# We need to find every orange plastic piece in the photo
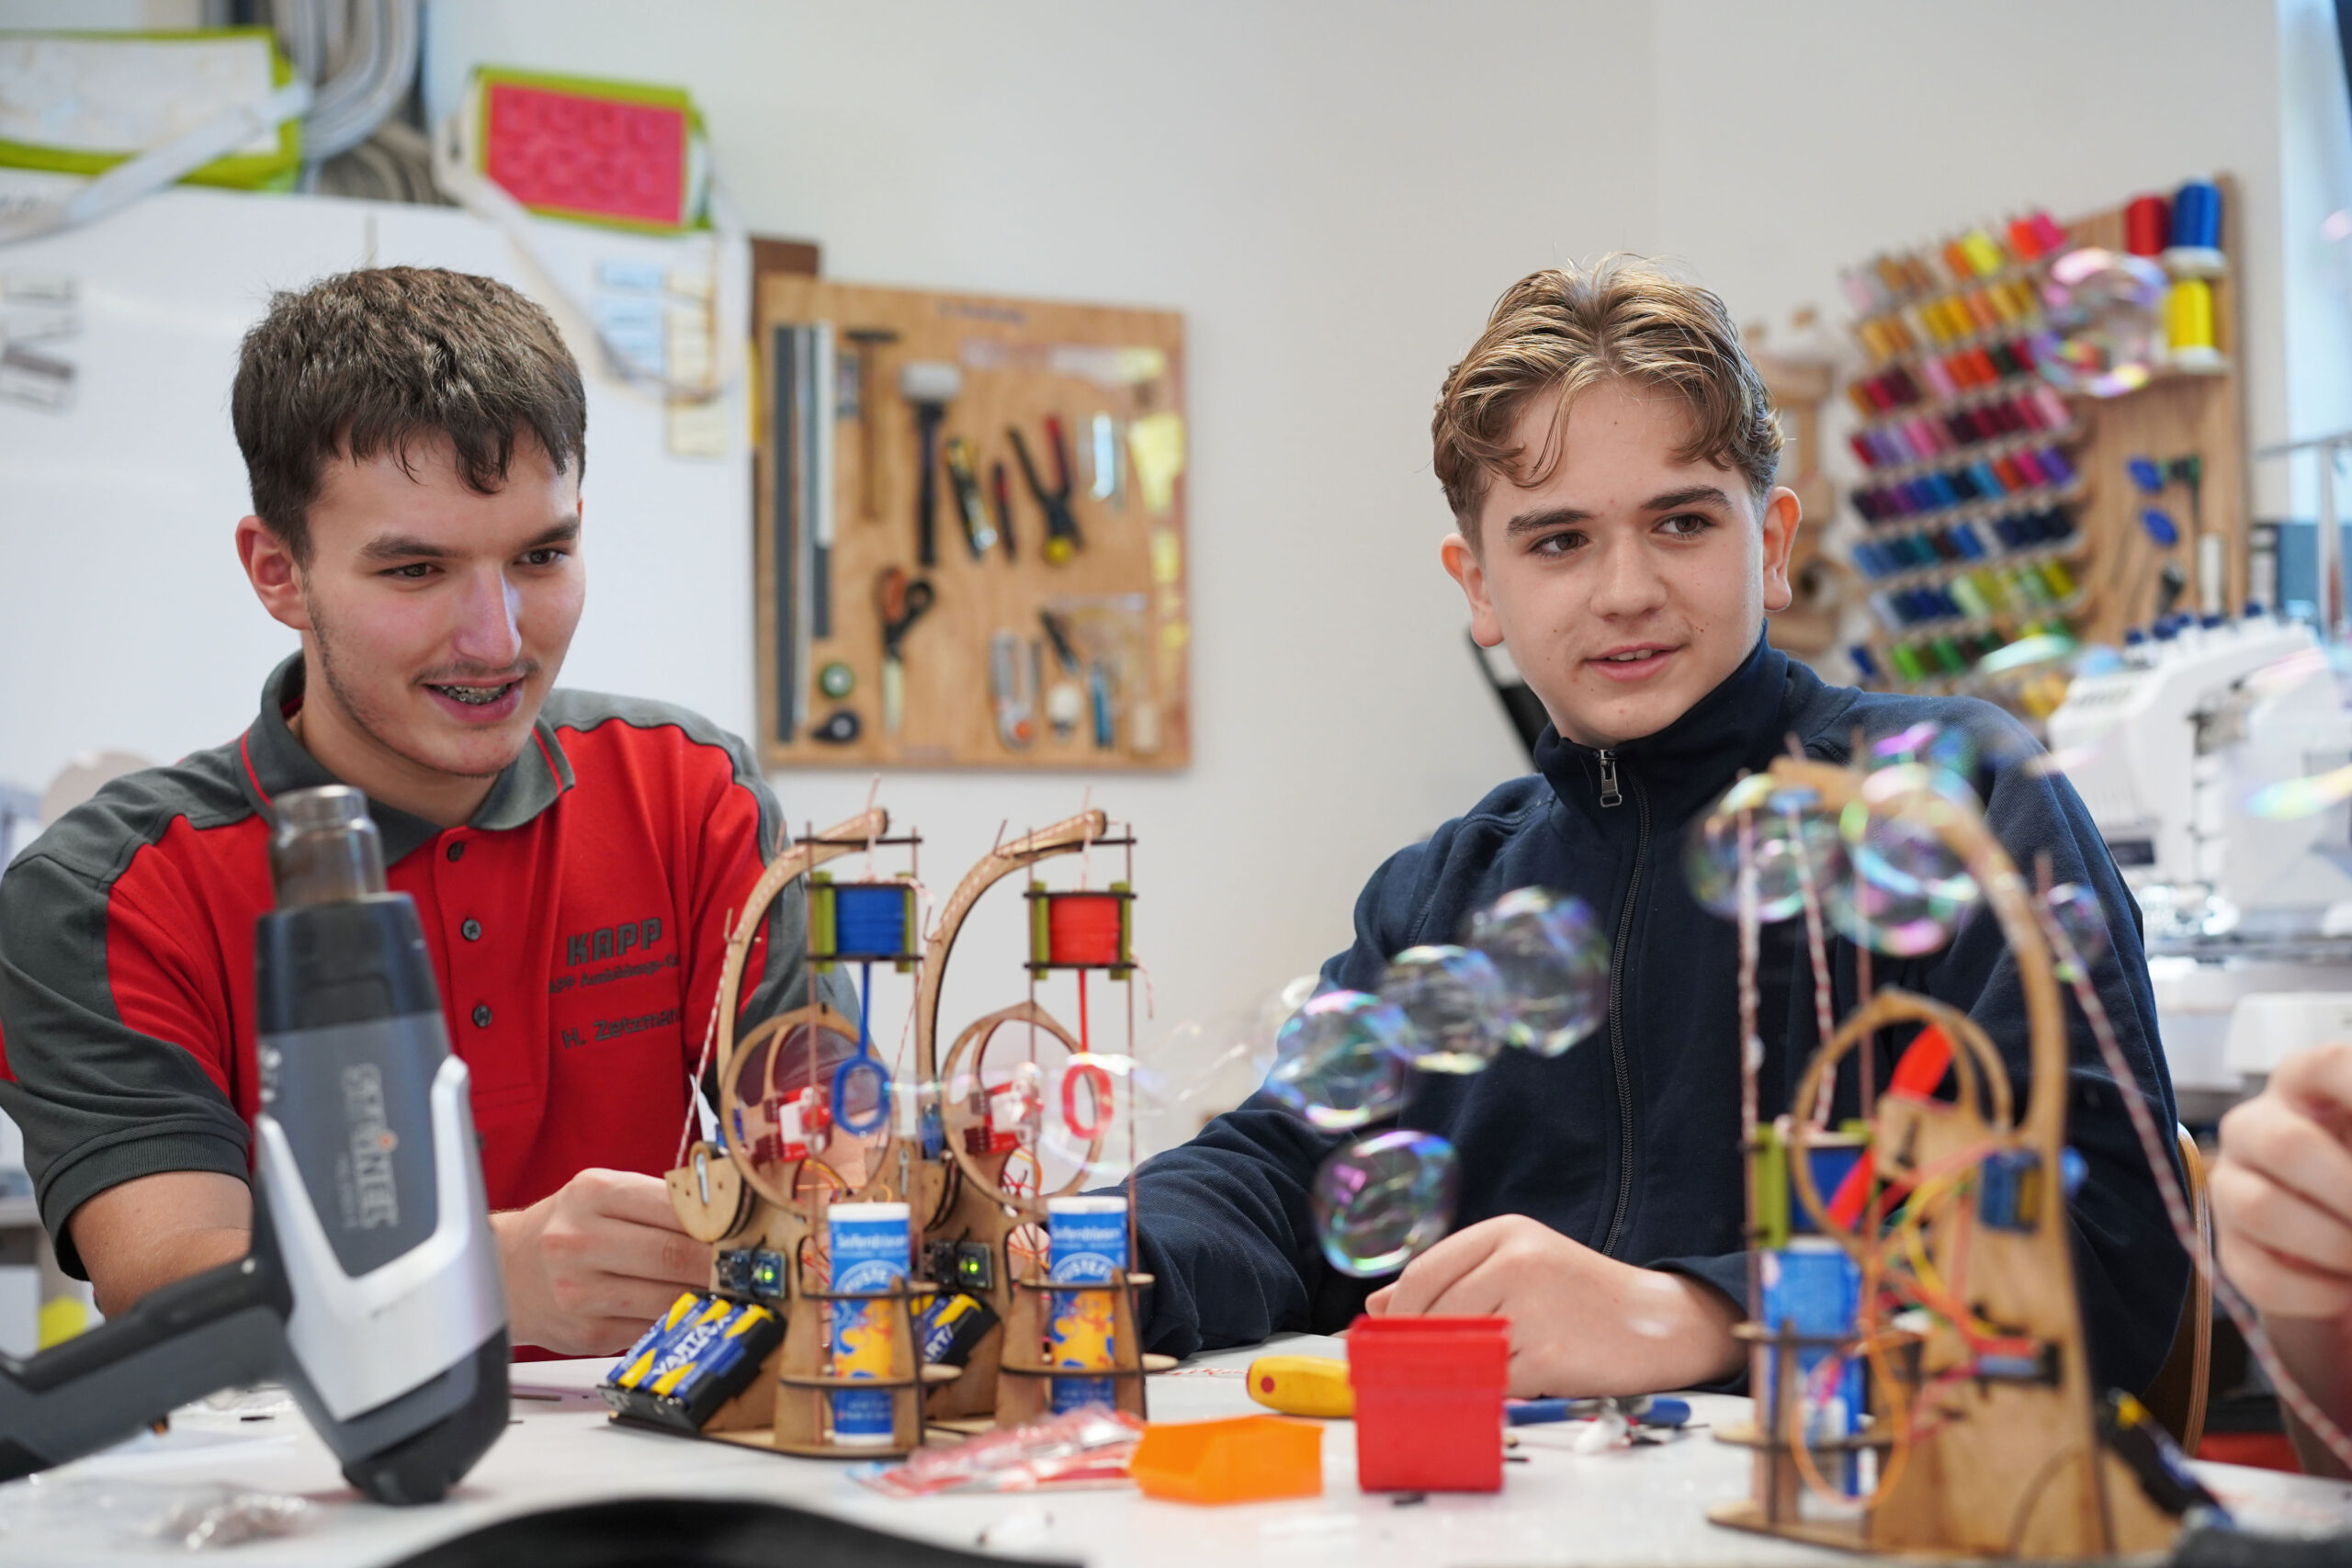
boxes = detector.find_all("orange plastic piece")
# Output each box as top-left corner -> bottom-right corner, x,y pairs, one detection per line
1130,1416 -> 1324,1505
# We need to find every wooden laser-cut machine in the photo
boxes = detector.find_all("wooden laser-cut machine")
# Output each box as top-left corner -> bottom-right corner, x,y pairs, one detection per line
1706,758 -> 2181,1559
658,805 -> 1163,1457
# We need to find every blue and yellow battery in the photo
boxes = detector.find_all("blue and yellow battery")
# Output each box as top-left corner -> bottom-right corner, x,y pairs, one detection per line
914,1291 -> 999,1369
598,1292 -> 784,1434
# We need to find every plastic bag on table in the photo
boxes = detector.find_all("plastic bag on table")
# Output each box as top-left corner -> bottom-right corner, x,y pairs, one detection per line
0,1476 -> 314,1550
854,1406 -> 1145,1498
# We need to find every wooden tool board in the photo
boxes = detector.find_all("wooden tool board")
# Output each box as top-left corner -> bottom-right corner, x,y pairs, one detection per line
753,276 -> 1190,770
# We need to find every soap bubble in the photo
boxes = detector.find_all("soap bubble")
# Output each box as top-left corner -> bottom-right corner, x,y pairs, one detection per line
1265,991 -> 1413,1131
1140,975 -> 1318,1150
2041,883 -> 2113,977
1832,770 -> 1982,955
1685,774 -> 1850,923
1974,633 -> 2077,679
2033,248 -> 2165,399
1311,1129 -> 1460,1277
1464,888 -> 1611,1056
1868,722 -> 1979,803
1038,1053 -> 1159,1184
1377,946 -> 1507,1073
2245,761 -> 2352,821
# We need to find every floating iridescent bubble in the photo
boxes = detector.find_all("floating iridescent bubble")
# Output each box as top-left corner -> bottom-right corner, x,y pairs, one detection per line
2245,761 -> 2352,822
1685,774 -> 1850,923
1265,991 -> 1413,1131
1869,723 -> 1979,803
1831,768 -> 1982,956
2032,248 -> 2165,399
1464,888 -> 1611,1057
2245,649 -> 2332,700
1044,1053 -> 1161,1175
1974,632 -> 2077,679
1378,945 -> 1507,1073
2042,882 -> 2113,977
1311,1128 -> 1460,1277
1870,722 -> 1942,767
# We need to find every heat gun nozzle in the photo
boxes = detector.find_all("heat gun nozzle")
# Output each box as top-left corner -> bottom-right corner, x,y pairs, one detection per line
271,784 -> 387,908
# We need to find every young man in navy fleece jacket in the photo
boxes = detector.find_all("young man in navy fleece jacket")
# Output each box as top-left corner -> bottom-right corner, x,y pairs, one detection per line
1130,258 -> 2187,1400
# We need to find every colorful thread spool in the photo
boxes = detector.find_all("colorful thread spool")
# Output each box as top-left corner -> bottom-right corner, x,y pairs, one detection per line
1026,885 -> 1135,976
2170,180 -> 2222,251
2124,194 -> 2169,258
810,877 -> 920,967
2166,277 -> 2221,367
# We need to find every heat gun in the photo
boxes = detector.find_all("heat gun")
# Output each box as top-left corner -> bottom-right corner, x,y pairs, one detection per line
0,784 -> 509,1504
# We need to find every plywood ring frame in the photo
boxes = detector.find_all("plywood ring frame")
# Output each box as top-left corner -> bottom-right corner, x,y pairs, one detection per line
937,1000 -> 1103,1222
718,1002 -> 897,1215
707,807 -> 897,1210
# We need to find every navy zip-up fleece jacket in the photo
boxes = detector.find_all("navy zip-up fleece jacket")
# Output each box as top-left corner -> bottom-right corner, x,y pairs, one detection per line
1132,638 -> 2188,1397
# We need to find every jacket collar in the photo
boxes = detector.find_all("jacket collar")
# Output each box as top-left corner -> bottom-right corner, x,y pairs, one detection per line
236,653 -> 574,864
1532,635 -> 1816,826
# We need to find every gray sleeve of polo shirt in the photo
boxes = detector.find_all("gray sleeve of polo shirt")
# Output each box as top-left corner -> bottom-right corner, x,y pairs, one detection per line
0,850 -> 252,1280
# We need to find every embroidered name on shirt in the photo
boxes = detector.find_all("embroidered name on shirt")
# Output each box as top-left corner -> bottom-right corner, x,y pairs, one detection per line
562,1007 -> 683,1047
565,917 -> 663,967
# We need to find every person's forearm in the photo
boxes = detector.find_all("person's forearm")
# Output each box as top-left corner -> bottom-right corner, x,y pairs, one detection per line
91,1225 -> 251,1319
2267,1314 -> 2352,1480
1626,1270 -> 1746,1392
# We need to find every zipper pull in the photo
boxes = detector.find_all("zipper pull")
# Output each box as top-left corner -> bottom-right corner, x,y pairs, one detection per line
1597,749 -> 1623,808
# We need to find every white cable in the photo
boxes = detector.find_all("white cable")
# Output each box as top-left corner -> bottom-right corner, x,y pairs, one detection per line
0,81 -> 314,247
275,0 -> 420,167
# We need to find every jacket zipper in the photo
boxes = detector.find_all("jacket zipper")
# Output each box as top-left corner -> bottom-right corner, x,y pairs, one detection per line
1598,762 -> 1647,1257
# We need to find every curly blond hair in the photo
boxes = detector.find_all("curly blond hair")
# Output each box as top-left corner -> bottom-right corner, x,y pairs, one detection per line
1433,257 -> 1781,542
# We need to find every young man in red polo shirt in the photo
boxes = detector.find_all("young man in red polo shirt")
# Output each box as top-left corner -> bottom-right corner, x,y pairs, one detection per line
0,267 -> 846,1356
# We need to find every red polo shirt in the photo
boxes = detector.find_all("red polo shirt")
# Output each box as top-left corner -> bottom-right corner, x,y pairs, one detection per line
0,656 -> 844,1281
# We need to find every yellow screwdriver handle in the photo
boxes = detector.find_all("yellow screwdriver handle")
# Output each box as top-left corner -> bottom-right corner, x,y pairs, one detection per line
1244,1354 -> 1355,1418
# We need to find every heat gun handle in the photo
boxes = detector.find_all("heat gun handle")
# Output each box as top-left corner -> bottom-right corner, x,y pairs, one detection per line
0,1246 -> 288,1481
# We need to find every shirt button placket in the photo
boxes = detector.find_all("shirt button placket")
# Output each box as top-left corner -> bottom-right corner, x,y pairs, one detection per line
439,831 -> 489,1043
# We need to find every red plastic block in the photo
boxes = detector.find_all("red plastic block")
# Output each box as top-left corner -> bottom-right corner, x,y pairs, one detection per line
1346,1314 -> 1510,1493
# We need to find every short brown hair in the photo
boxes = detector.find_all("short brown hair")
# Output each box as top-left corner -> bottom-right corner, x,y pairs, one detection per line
1432,257 -> 1780,540
232,266 -> 586,563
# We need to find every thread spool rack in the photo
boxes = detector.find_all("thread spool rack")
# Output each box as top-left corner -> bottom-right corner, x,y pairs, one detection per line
1835,177 -> 2249,700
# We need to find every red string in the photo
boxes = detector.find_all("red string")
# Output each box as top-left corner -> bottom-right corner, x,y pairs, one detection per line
1046,893 -> 1125,965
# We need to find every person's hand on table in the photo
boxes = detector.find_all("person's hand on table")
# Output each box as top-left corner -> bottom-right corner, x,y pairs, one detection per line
492,1168 -> 713,1356
1363,1214 -> 1742,1398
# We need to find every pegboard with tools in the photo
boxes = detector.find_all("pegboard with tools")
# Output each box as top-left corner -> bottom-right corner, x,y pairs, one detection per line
754,276 -> 1190,770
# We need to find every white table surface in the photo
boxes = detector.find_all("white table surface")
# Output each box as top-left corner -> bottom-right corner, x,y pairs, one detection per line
6,1335 -> 2352,1565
